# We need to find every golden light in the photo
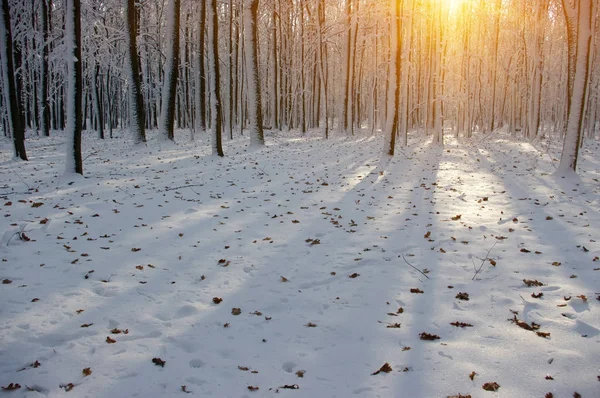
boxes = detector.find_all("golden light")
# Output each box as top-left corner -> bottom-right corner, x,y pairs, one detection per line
442,0 -> 470,12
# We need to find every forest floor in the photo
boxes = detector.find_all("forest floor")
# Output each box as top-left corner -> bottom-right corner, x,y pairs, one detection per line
0,128 -> 599,398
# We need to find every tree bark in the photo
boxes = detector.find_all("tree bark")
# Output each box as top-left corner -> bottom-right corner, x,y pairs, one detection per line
0,0 -> 27,160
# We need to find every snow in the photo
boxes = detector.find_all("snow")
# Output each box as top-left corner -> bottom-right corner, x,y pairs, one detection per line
0,128 -> 599,397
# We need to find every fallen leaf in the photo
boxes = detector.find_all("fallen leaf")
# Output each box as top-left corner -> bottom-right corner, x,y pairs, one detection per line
82,368 -> 92,376
545,375 -> 554,380
482,382 -> 500,391
387,323 -> 401,328
577,295 -> 587,302
411,288 -> 424,294
2,279 -> 12,284
280,276 -> 289,282
106,336 -> 116,344
213,297 -> 223,304
450,321 -> 473,328
531,292 -> 544,299
371,362 -> 392,375
536,331 -> 551,338
523,279 -> 544,287
349,273 -> 360,278
31,202 -> 44,208
231,308 -> 241,315
238,366 -> 250,371
80,323 -> 93,328
451,215 -> 462,221
61,383 -> 75,392
131,248 -> 141,252
296,370 -> 305,378
280,384 -> 300,389
424,231 -> 431,239
469,371 -> 477,380
1,383 -> 21,390
420,332 -> 440,341
545,393 -> 554,398
152,357 -> 166,367
520,248 -> 531,253
305,322 -> 317,327
456,292 -> 469,301
111,328 -> 128,334
247,386 -> 259,391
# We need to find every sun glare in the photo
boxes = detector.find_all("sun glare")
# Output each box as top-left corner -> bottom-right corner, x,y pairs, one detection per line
443,0 -> 469,12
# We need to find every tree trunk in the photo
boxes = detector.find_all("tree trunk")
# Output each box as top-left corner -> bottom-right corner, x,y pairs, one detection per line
65,0 -> 82,174
0,0 -> 27,160
125,0 -> 146,143
208,0 -> 224,156
558,0 -> 593,173
160,0 -> 180,141
244,0 -> 265,146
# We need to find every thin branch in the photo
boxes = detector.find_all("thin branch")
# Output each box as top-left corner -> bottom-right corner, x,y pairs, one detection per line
472,240 -> 498,280
401,254 -> 429,279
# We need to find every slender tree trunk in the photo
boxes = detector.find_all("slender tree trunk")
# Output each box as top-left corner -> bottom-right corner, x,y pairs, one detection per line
244,0 -> 265,146
160,0 -> 180,141
208,0 -> 224,156
558,0 -> 593,173
0,0 -> 27,160
195,0 -> 207,134
65,0 -> 82,174
125,0 -> 146,143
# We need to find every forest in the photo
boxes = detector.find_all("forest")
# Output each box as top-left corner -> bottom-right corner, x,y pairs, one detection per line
0,1 -> 599,397
0,0 -> 598,172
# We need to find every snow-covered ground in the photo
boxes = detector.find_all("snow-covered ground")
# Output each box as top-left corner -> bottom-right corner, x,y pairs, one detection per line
1,129 -> 599,398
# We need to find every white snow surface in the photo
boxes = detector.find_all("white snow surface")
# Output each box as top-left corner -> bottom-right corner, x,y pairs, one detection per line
0,129 -> 599,397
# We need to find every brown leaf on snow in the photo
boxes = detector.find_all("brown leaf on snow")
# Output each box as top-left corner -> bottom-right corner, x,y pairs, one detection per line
60,383 -> 75,392
238,366 -> 250,371
531,292 -> 544,299
448,394 -> 472,398
482,382 -> 500,391
523,279 -> 544,287
489,259 -> 497,266
131,248 -> 141,252
455,292 -> 469,301
411,288 -> 424,294
545,393 -> 554,398
231,308 -> 241,315
371,362 -> 392,375
451,215 -> 462,221
536,332 -> 551,338
218,259 -> 230,267
213,297 -> 223,304
2,278 -> 12,284
577,295 -> 588,302
349,273 -> 360,278
305,322 -> 317,327
280,276 -> 289,282
450,321 -> 473,328
545,375 -> 554,380
111,328 -> 129,334
573,393 -> 582,398
106,336 -> 116,344
31,202 -> 44,208
402,346 -> 411,351
152,357 -> 166,367
1,383 -> 21,391
387,323 -> 401,328
469,371 -> 477,380
420,332 -> 441,341
295,370 -> 305,378
82,368 -> 92,376
424,231 -> 431,239
247,386 -> 259,391
80,323 -> 93,328
135,265 -> 144,270
520,248 -> 530,253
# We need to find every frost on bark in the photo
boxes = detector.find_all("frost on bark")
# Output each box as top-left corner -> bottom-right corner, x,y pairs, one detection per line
558,0 -> 593,174
208,0 -> 224,156
65,0 -> 82,174
0,0 -> 27,160
125,0 -> 146,144
244,0 -> 265,146
160,0 -> 180,141
195,0 -> 206,134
